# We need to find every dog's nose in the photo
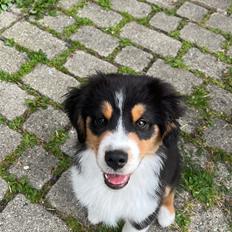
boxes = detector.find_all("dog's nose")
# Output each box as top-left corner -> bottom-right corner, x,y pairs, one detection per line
105,150 -> 128,170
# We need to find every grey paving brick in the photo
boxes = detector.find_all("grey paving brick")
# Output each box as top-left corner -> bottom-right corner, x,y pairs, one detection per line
23,64 -> 79,103
150,12 -> 181,33
180,23 -> 225,52
228,46 -> 232,57
46,169 -> 88,224
147,59 -> 203,95
0,81 -> 34,120
206,13 -> 232,34
189,203 -> 230,232
115,46 -> 153,72
192,0 -> 231,11
111,0 -> 151,18
121,22 -> 181,57
215,163 -> 231,191
78,3 -> 122,28
64,51 -> 117,77
0,194 -> 70,232
177,2 -> 208,22
203,119 -> 232,153
9,146 -> 58,189
0,125 -> 22,162
23,106 -> 69,141
58,0 -> 81,9
179,107 -> 200,134
0,178 -> 8,201
60,128 -> 77,157
0,41 -> 27,73
3,21 -> 66,59
0,11 -> 19,30
206,84 -> 232,115
145,0 -> 177,9
37,12 -> 75,33
183,48 -> 229,80
71,26 -> 119,57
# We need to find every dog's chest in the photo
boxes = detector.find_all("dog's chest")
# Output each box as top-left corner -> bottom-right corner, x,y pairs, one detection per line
71,150 -> 163,226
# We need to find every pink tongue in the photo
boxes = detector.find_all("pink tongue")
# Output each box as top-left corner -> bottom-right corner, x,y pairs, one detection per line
105,174 -> 129,185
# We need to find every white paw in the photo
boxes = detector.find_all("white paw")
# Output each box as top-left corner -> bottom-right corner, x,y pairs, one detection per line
157,206 -> 175,228
88,212 -> 101,225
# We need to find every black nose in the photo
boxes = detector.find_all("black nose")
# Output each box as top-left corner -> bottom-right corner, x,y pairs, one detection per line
105,150 -> 128,170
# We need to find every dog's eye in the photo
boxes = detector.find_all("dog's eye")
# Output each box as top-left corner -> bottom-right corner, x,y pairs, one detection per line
136,119 -> 149,129
94,118 -> 107,128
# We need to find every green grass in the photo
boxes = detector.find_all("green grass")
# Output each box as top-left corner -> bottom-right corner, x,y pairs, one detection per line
96,0 -> 111,9
175,210 -> 191,232
117,66 -> 138,75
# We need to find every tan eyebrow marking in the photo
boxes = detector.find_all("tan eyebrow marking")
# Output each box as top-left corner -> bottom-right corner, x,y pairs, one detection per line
102,101 -> 113,120
131,104 -> 146,123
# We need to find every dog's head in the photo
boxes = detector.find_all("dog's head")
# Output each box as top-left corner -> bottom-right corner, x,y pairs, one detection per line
64,73 -> 184,189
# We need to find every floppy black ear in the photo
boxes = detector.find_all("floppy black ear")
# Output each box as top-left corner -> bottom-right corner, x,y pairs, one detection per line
63,87 -> 88,143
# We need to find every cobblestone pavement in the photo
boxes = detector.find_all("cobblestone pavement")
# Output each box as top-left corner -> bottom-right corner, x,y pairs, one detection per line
0,1 -> 231,232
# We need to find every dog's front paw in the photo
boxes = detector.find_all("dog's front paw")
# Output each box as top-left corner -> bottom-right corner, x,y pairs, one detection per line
88,211 -> 101,225
157,206 -> 175,228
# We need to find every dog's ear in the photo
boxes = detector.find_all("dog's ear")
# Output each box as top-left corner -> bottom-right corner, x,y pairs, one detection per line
148,79 -> 185,145
63,86 -> 88,143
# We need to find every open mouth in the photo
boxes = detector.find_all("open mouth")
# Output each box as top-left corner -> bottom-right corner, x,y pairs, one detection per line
104,173 -> 130,189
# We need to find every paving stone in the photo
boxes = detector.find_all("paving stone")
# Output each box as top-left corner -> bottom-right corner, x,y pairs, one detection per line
183,48 -> 229,80
207,13 -> 232,34
60,128 -> 78,157
228,46 -> 232,57
37,12 -> 75,33
0,125 -> 22,162
189,203 -> 230,232
179,107 -> 201,134
23,64 -> 79,103
0,194 -> 70,232
177,2 -> 208,22
145,0 -> 177,9
192,0 -> 231,11
9,146 -> 58,190
175,189 -> 192,209
0,11 -> 19,30
3,21 -> 66,59
58,0 -> 81,9
46,169 -> 88,224
150,12 -> 181,33
180,142 -> 209,169
23,106 -> 69,141
64,51 -> 117,77
111,0 -> 151,18
0,81 -> 34,120
203,119 -> 232,153
115,46 -> 153,72
180,23 -> 225,52
215,163 -> 231,191
121,22 -> 181,57
0,178 -> 8,201
147,59 -> 203,95
78,3 -> 122,28
206,84 -> 232,115
71,26 -> 119,57
0,41 -> 27,73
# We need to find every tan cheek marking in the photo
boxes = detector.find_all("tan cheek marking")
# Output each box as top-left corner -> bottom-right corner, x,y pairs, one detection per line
102,101 -> 113,120
86,117 -> 111,152
128,125 -> 162,157
131,104 -> 146,123
162,187 -> 175,214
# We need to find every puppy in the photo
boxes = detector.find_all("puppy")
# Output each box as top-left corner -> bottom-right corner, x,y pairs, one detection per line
64,73 -> 184,232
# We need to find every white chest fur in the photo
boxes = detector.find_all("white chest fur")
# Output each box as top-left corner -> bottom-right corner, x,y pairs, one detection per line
71,149 -> 164,226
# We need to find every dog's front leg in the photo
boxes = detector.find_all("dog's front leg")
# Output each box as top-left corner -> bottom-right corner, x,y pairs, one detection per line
122,221 -> 149,232
87,209 -> 102,225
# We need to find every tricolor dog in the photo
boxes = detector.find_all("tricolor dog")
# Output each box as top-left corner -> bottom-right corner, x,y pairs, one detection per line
64,73 -> 184,232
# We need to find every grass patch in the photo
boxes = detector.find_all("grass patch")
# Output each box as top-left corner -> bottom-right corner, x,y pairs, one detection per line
165,57 -> 187,69
8,116 -> 25,130
182,164 -> 218,206
175,210 -> 191,232
96,0 -> 111,9
117,66 -> 138,75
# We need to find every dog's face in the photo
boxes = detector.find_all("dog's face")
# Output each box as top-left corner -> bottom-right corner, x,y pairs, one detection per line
64,74 -> 184,189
